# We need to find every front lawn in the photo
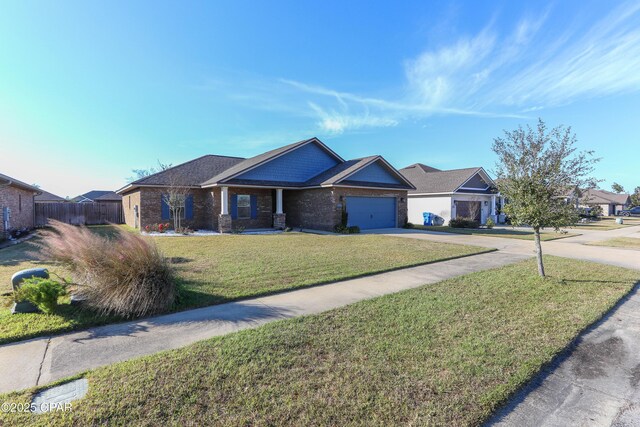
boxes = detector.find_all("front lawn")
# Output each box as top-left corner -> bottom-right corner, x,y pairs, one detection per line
586,237 -> 640,250
413,225 -> 577,241
0,230 -> 489,344
571,217 -> 640,231
2,256 -> 637,426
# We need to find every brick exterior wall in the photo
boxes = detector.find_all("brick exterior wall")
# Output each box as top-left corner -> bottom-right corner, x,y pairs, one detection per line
122,187 -> 274,231
284,187 -> 408,231
123,185 -> 407,232
0,185 -> 36,237
228,188 -> 274,229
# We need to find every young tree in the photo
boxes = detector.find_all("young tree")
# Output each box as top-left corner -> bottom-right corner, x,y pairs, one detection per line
492,119 -> 599,277
162,171 -> 190,231
611,182 -> 625,193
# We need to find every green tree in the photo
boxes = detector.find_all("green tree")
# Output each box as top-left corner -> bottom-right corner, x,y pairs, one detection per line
492,119 -> 599,277
631,186 -> 640,207
611,182 -> 625,193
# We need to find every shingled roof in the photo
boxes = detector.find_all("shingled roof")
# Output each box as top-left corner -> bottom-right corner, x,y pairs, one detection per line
35,190 -> 65,202
582,189 -> 631,205
400,165 -> 494,194
117,138 -> 412,192
73,190 -> 122,202
0,172 -> 40,193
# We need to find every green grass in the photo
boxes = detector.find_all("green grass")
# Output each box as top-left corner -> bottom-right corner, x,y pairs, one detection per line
1,256 -> 637,426
586,237 -> 640,250
0,229 -> 489,344
412,225 -> 577,241
570,217 -> 640,231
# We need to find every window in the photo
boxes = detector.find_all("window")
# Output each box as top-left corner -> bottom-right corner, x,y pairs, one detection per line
237,195 -> 251,219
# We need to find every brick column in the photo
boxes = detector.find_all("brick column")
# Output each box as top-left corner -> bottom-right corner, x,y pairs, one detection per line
218,214 -> 232,233
273,213 -> 286,230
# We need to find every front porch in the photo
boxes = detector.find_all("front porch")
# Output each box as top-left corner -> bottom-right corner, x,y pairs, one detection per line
216,186 -> 287,233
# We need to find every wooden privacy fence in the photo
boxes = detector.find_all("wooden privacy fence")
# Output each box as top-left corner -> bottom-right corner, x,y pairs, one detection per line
35,202 -> 124,226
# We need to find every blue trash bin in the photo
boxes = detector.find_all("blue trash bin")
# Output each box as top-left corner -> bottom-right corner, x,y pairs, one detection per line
423,212 -> 433,226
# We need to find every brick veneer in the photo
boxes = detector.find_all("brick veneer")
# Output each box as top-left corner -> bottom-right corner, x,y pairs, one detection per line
284,187 -> 408,231
0,185 -> 36,236
122,187 -> 274,231
122,185 -> 407,232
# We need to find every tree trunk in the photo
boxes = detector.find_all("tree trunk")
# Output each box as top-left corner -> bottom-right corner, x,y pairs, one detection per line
533,227 -> 545,277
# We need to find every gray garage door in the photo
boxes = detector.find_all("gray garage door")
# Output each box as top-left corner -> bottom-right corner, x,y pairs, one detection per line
346,197 -> 396,229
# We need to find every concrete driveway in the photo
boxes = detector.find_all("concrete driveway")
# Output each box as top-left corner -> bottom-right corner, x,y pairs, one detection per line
367,224 -> 640,427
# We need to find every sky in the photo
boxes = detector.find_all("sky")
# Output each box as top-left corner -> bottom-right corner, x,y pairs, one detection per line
0,1 -> 639,198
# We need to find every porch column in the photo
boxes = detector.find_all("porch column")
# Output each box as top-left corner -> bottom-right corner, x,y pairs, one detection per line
491,195 -> 497,222
276,188 -> 283,214
273,188 -> 286,230
218,186 -> 232,233
221,187 -> 229,215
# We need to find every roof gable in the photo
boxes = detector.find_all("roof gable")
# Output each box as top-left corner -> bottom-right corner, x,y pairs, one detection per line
458,172 -> 490,190
343,159 -> 404,185
232,140 -> 340,184
401,166 -> 495,194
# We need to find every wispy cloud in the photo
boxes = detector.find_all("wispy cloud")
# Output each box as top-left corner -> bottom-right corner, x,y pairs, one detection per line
218,2 -> 640,134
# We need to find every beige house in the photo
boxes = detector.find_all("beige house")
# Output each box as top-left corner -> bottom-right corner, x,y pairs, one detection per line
580,189 -> 631,216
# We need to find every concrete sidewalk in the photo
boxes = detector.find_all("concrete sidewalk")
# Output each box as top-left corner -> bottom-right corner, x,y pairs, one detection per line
0,250 -> 529,394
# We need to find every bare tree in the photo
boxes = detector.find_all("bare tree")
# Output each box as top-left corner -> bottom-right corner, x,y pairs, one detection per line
162,170 -> 191,231
127,160 -> 173,183
492,119 -> 599,277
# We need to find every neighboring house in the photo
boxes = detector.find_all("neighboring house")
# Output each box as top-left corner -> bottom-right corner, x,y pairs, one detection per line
579,189 -> 631,216
399,164 -> 499,226
117,137 -> 414,232
72,190 -> 122,203
0,172 -> 40,237
34,190 -> 66,203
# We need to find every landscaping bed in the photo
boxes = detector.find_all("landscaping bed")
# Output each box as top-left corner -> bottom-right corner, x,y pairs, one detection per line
412,225 -> 577,241
1,256 -> 637,426
0,229 -> 489,344
570,217 -> 640,231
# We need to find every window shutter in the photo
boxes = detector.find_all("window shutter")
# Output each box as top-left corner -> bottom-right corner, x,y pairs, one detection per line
250,195 -> 258,219
230,194 -> 238,220
185,195 -> 194,220
161,195 -> 170,220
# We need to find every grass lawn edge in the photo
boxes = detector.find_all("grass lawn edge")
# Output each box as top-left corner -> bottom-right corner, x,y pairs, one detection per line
0,247 -> 495,346
484,279 -> 640,424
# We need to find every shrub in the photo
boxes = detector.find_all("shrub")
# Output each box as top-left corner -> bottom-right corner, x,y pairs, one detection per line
36,221 -> 176,318
14,277 -> 67,314
485,217 -> 495,229
449,217 -> 480,229
334,225 -> 361,234
404,222 -> 415,229
232,226 -> 245,234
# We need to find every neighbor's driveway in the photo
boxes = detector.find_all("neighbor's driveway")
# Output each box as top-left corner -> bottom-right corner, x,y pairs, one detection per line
364,225 -> 640,270
0,250 -> 527,394
367,225 -> 640,427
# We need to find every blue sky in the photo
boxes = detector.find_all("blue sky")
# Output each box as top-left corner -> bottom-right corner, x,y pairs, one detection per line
0,1 -> 639,197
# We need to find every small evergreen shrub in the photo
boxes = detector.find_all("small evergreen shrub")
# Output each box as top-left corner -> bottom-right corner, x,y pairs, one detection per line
449,218 -> 480,229
485,217 -> 495,229
334,225 -> 361,234
14,277 -> 67,314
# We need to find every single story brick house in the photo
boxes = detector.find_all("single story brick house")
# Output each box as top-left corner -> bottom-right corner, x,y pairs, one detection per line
0,172 -> 40,238
117,138 -> 414,232
399,164 -> 500,226
34,190 -> 66,203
